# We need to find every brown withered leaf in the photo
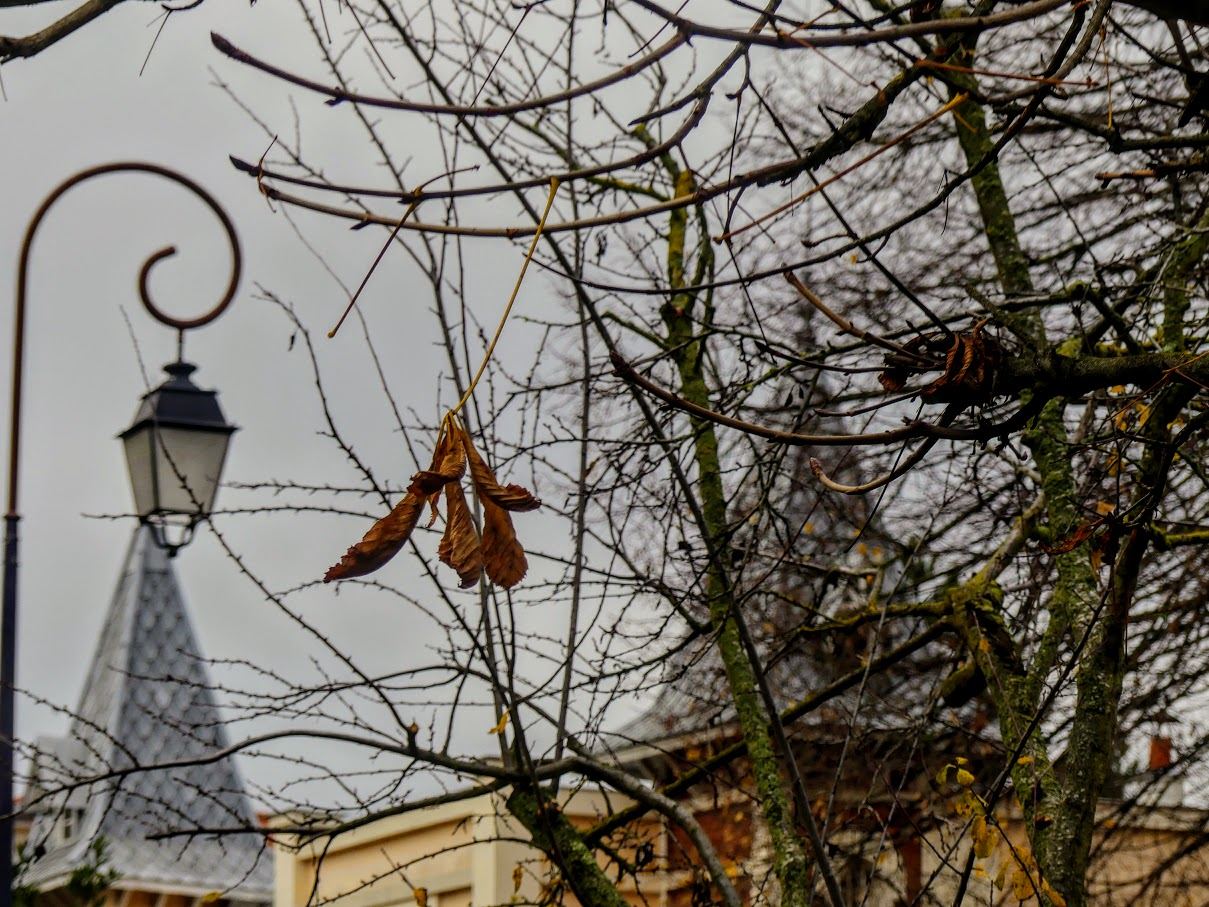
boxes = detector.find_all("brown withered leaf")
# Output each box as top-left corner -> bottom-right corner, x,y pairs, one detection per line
415,427 -> 467,527
438,481 -> 482,588
877,322 -> 1002,405
877,335 -> 933,393
460,431 -> 538,587
323,487 -> 426,582
1040,520 -> 1100,556
481,495 -> 528,588
324,427 -> 465,582
909,0 -> 941,21
462,437 -> 541,512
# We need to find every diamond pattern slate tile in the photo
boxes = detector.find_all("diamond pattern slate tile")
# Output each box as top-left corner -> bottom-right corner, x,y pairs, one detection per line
21,528 -> 271,903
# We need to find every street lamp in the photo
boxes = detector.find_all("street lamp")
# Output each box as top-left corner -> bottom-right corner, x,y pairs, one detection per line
119,361 -> 237,555
2,163 -> 242,905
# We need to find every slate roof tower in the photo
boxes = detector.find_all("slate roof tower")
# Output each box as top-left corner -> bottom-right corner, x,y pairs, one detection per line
19,527 -> 271,903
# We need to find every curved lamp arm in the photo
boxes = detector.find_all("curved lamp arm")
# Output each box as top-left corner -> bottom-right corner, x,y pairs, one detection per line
8,161 -> 242,517
1,162 -> 241,906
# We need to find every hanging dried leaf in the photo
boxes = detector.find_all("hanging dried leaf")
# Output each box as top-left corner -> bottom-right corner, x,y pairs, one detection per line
461,431 -> 539,588
416,425 -> 468,526
878,335 -> 933,393
438,481 -> 482,588
323,488 -> 427,582
324,429 -> 464,582
481,495 -> 528,589
325,418 -> 539,588
463,435 -> 541,512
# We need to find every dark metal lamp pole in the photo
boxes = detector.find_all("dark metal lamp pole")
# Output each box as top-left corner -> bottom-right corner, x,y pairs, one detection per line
2,162 -> 242,905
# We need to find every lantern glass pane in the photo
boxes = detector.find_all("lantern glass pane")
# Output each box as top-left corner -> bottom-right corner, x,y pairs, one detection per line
122,424 -> 231,518
121,426 -> 158,518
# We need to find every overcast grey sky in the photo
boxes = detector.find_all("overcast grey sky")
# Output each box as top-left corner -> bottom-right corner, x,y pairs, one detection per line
0,0 -> 574,802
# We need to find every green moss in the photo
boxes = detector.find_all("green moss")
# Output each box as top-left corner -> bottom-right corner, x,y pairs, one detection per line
507,787 -> 631,907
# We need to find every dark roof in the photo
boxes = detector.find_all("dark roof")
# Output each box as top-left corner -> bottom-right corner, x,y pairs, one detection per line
20,528 -> 271,902
595,619 -> 984,760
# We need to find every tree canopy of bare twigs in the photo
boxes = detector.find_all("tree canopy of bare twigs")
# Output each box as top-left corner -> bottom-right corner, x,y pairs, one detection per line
25,2 -> 1209,907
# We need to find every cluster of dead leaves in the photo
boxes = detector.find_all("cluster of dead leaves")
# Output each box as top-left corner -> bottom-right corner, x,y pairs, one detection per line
1040,502 -> 1121,573
879,320 -> 1003,405
324,416 -> 540,588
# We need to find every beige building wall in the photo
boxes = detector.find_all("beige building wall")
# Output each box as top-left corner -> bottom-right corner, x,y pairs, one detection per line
272,789 -> 675,907
273,789 -> 1209,907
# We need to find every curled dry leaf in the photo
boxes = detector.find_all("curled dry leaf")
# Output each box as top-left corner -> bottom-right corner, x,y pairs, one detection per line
878,321 -> 1002,404
438,481 -> 482,588
416,426 -> 467,526
462,432 -> 538,588
464,437 -> 541,512
323,488 -> 427,582
481,496 -> 528,589
1040,520 -> 1100,555
324,427 -> 464,583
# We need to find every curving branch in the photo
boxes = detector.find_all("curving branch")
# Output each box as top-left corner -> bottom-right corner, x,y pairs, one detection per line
0,0 -> 124,62
211,31 -> 687,117
624,0 -> 1072,49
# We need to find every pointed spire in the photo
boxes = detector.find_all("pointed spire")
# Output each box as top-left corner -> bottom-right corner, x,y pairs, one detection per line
20,528 -> 270,901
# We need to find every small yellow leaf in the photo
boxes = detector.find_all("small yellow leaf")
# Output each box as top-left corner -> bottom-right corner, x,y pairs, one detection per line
1041,879 -> 1068,907
972,815 -> 995,859
995,860 -> 1011,891
956,757 -> 969,766
954,792 -> 976,817
804,521 -> 815,535
1016,755 -> 1033,766
489,710 -> 510,735
935,765 -> 951,785
956,768 -> 976,787
413,888 -> 428,907
202,894 -> 223,905
512,865 -> 524,895
1012,868 -> 1034,900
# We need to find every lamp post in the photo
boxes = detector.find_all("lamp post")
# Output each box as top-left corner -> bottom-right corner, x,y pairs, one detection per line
2,163 -> 242,904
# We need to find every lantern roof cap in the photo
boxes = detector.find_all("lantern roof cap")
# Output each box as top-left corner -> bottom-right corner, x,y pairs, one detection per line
120,361 -> 237,436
